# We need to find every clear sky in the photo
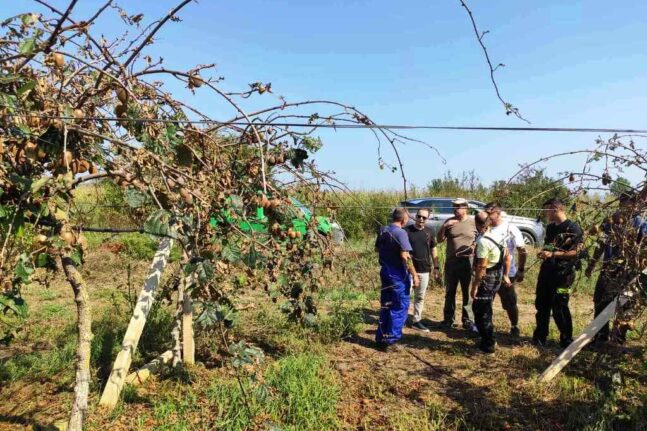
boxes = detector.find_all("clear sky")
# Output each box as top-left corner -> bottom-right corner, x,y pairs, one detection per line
6,1 -> 647,190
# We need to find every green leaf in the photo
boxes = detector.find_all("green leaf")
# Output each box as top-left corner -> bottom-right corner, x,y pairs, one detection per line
0,206 -> 7,219
17,80 -> 36,97
234,274 -> 247,287
242,247 -> 264,268
35,252 -> 55,269
124,187 -> 150,208
0,294 -> 28,318
14,260 -> 34,283
20,13 -> 37,26
185,260 -> 214,284
69,247 -> 84,266
221,244 -> 240,262
195,301 -> 237,329
30,176 -> 49,194
144,210 -> 172,238
19,38 -> 36,55
14,211 -> 25,238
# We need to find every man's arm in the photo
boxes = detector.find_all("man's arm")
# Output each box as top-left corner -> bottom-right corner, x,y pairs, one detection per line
437,223 -> 447,243
515,246 -> 527,281
539,246 -> 580,260
401,251 -> 419,287
585,242 -> 604,278
539,224 -> 584,260
437,218 -> 457,243
502,248 -> 512,286
471,257 -> 488,299
431,246 -> 440,280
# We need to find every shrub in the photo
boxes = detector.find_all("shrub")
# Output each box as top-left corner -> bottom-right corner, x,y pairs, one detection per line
118,233 -> 158,260
317,303 -> 364,344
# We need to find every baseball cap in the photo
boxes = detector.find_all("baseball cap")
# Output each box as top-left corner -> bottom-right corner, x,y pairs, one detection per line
452,198 -> 469,207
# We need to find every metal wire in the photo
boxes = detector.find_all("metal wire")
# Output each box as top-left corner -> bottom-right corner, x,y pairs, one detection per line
3,111 -> 647,134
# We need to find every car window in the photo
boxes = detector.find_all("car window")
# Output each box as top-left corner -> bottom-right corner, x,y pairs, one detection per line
426,199 -> 453,214
401,200 -> 422,208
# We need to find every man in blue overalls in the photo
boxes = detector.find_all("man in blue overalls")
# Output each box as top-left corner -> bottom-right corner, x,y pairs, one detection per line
375,207 -> 419,351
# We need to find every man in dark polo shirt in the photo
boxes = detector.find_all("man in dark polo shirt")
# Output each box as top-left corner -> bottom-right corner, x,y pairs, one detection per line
405,208 -> 440,332
437,198 -> 477,331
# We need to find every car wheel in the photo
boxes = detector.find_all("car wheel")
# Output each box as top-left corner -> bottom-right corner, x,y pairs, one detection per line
520,230 -> 536,247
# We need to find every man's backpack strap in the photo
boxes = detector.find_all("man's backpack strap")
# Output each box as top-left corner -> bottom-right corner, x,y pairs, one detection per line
481,235 -> 505,270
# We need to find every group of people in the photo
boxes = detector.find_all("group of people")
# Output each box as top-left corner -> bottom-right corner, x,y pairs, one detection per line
374,194 -> 646,354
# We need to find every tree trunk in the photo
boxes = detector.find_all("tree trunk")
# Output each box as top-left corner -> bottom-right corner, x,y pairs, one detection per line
61,255 -> 93,431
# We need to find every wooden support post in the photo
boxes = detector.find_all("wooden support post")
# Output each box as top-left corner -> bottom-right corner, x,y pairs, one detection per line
125,350 -> 173,386
99,236 -> 174,409
538,267 -> 645,383
171,283 -> 182,368
538,296 -> 628,383
182,274 -> 195,365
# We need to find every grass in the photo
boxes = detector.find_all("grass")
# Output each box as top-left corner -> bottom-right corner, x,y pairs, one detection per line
391,401 -> 470,431
1,224 -> 645,431
87,353 -> 340,431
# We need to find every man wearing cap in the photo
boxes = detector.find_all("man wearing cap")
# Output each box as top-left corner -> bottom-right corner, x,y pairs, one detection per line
375,207 -> 420,350
437,198 -> 477,330
484,202 -> 528,337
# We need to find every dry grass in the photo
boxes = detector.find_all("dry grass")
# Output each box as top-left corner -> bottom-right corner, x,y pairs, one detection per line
0,239 -> 645,431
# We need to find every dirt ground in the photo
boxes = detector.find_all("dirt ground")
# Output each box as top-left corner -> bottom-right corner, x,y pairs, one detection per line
0,247 -> 645,430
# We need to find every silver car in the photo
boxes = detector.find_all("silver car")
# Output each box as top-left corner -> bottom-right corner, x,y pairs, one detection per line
400,197 -> 545,246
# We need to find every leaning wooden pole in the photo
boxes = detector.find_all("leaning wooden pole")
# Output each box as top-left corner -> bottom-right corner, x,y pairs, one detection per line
99,235 -> 174,409
538,267 -> 645,383
125,350 -> 173,386
181,274 -> 195,365
538,295 -> 629,383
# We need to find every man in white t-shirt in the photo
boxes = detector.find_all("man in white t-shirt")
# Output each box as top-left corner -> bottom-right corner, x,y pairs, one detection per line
484,202 -> 528,337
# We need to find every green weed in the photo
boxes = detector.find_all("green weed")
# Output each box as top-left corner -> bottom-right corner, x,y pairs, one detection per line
391,401 -> 468,431
316,303 -> 364,344
265,353 -> 340,430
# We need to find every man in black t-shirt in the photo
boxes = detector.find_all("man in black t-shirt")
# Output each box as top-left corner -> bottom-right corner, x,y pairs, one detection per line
405,208 -> 440,332
533,198 -> 584,348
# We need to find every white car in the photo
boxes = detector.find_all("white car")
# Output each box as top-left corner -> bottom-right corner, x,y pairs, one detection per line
400,197 -> 545,246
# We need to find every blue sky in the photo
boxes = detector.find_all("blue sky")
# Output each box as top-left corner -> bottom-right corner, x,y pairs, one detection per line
7,1 -> 647,190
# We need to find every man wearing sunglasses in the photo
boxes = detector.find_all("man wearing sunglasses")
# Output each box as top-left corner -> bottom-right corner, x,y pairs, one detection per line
405,208 -> 441,332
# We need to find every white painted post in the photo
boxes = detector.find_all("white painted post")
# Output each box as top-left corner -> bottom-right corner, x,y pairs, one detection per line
538,296 -> 628,383
182,274 -> 195,365
99,235 -> 174,409
539,267 -> 645,383
124,350 -> 173,386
